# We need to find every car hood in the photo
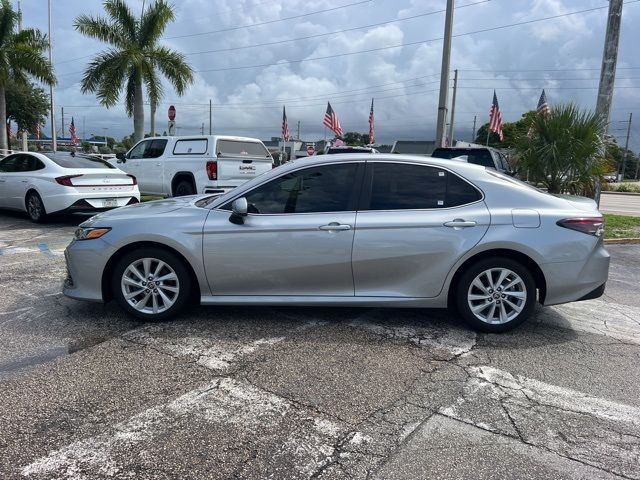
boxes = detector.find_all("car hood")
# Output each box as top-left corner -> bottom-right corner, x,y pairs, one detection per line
81,196 -> 203,226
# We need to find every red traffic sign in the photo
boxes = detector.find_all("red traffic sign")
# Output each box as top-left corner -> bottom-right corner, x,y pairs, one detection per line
168,105 -> 176,121
306,144 -> 315,156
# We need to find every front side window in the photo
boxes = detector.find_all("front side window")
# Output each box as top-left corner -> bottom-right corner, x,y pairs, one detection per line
144,139 -> 168,159
128,140 -> 151,159
236,163 -> 359,214
0,154 -> 20,172
364,163 -> 480,210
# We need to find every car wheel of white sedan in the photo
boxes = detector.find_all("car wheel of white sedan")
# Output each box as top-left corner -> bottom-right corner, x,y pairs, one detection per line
112,248 -> 191,321
456,258 -> 536,333
26,192 -> 47,223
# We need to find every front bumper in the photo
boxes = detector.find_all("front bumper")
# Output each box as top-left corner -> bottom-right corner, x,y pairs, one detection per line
63,239 -> 112,303
540,242 -> 610,306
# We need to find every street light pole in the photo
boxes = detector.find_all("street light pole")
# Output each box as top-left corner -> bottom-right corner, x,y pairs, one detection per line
48,0 -> 57,152
435,0 -> 454,148
620,112 -> 632,181
447,69 -> 458,146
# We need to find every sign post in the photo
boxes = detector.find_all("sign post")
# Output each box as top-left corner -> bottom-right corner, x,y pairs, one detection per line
168,105 -> 176,135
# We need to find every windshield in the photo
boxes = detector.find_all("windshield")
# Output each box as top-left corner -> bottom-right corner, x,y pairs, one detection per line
44,153 -> 115,169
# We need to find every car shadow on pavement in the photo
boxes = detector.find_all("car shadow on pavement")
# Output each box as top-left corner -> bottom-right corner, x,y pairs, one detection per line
0,209 -> 92,227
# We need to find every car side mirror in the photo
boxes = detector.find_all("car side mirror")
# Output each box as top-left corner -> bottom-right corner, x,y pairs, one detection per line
116,152 -> 126,162
229,197 -> 248,225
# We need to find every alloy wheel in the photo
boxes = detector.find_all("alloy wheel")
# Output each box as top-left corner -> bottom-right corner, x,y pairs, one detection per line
120,257 -> 180,315
467,268 -> 527,324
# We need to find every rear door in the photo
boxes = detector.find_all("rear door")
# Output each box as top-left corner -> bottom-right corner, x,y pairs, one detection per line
214,139 -> 273,187
352,161 -> 490,298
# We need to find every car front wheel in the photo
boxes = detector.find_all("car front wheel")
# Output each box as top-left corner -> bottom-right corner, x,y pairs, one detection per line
456,258 -> 536,333
112,248 -> 192,321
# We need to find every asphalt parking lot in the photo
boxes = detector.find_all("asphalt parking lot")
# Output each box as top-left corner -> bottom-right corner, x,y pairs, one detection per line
1,211 -> 639,480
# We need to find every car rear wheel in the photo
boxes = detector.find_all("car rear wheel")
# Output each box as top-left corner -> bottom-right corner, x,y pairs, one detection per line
112,248 -> 192,321
455,258 -> 536,333
174,180 -> 195,197
26,192 -> 47,223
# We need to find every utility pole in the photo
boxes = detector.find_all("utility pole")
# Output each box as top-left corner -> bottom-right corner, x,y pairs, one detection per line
209,100 -> 212,135
297,120 -> 300,140
61,107 -> 65,140
435,0 -> 454,148
596,0 -> 623,129
620,112 -> 632,181
48,0 -> 56,152
82,116 -> 85,142
17,1 -> 28,151
447,69 -> 458,147
471,115 -> 477,142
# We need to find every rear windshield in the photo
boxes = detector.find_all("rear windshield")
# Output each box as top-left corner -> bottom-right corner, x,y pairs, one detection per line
216,140 -> 270,158
44,153 -> 115,169
326,147 -> 373,154
432,148 -> 495,168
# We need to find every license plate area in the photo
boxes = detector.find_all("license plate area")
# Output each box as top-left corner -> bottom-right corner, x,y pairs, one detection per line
103,199 -> 118,208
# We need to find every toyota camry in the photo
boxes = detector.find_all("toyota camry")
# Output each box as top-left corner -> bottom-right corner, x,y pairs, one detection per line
63,154 -> 609,332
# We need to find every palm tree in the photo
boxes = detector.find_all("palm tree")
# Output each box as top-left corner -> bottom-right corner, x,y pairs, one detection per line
0,0 -> 55,151
515,103 -> 610,196
75,0 -> 194,142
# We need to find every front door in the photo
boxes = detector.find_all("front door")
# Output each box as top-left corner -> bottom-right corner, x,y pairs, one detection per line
202,162 -> 363,296
137,139 -> 168,195
352,161 -> 490,298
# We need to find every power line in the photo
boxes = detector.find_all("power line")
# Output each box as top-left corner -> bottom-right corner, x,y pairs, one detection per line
192,1 -> 640,73
165,0 -> 372,39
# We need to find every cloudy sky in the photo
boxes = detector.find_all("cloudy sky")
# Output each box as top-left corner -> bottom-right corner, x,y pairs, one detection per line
20,0 -> 640,149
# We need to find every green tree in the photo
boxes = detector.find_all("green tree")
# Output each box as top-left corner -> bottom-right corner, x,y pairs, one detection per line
75,0 -> 194,143
5,80 -> 49,135
514,103 -> 609,196
0,0 -> 56,150
343,132 -> 369,145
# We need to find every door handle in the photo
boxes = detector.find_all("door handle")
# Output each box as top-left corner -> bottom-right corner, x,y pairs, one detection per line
21,179 -> 28,183
155,162 -> 161,166
319,222 -> 351,231
444,219 -> 477,228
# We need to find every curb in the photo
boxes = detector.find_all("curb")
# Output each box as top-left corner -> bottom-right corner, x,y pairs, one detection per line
601,191 -> 640,196
604,237 -> 640,245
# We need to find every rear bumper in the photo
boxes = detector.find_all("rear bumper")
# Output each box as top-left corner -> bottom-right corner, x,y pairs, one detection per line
56,197 -> 139,214
540,242 -> 610,306
45,190 -> 141,214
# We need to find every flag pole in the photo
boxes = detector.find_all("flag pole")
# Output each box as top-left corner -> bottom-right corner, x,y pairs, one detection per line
485,124 -> 490,146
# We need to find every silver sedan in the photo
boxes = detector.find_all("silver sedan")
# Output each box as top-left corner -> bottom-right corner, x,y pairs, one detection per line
63,154 -> 610,332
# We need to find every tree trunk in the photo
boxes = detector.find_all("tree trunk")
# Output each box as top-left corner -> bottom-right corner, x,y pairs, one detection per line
133,80 -> 144,142
0,87 -> 7,153
150,102 -> 156,137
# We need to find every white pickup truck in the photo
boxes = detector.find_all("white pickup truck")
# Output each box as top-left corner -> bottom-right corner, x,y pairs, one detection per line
114,135 -> 274,197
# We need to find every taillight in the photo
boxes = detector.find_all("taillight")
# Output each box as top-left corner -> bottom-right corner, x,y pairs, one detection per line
557,217 -> 604,237
55,175 -> 82,187
206,161 -> 218,180
127,174 -> 138,185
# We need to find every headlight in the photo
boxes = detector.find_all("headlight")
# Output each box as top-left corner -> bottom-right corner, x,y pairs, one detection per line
74,227 -> 111,241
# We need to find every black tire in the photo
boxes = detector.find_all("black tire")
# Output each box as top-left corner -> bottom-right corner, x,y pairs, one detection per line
455,257 -> 536,333
112,247 -> 192,322
173,179 -> 195,197
26,191 -> 47,223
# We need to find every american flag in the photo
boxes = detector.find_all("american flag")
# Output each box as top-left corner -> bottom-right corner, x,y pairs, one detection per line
536,89 -> 550,117
368,98 -> 375,144
281,106 -> 290,141
69,117 -> 80,145
489,90 -> 504,141
323,102 -> 343,137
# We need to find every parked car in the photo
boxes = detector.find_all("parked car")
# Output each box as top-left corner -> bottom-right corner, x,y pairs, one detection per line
64,154 -> 609,333
0,151 -> 139,222
326,146 -> 379,154
114,135 -> 273,197
431,147 -> 514,175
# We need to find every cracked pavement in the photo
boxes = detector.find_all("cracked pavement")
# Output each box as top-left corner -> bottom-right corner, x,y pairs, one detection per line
1,212 -> 639,479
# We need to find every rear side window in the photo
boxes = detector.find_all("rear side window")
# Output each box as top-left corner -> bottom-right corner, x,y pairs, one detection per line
364,163 -> 480,210
44,153 -> 115,169
217,140 -> 269,158
173,139 -> 207,155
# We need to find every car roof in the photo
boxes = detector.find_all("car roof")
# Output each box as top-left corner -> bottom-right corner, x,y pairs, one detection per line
297,153 -> 485,171
144,135 -> 266,143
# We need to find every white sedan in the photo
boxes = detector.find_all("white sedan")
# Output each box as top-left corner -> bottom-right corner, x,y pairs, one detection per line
0,151 -> 140,222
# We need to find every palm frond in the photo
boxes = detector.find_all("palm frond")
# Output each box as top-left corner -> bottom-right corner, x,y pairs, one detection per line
74,14 -> 127,48
151,46 -> 194,95
103,0 -> 137,41
142,61 -> 163,107
0,0 -> 18,49
124,69 -> 139,116
80,49 -> 130,105
6,44 -> 56,85
139,0 -> 174,46
11,28 -> 48,51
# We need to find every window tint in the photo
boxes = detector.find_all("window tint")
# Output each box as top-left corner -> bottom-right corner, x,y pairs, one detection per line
173,139 -> 207,155
239,164 -> 358,214
127,139 -> 167,159
12,155 -> 45,172
365,163 -> 480,210
431,148 -> 495,168
44,153 -> 115,169
0,155 -> 20,172
217,139 -> 269,158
